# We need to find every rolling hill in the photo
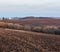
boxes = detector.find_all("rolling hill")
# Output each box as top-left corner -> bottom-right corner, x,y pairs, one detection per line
0,28 -> 60,52
0,17 -> 60,26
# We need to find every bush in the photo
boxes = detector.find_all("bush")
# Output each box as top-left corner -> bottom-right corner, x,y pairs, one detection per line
32,26 -> 42,32
55,27 -> 60,34
16,24 -> 24,30
23,25 -> 32,31
6,23 -> 17,29
42,27 -> 56,34
41,26 -> 59,34
0,22 -> 6,28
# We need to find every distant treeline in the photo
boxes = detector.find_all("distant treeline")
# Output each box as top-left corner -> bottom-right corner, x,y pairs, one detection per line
0,22 -> 60,35
1,16 -> 54,20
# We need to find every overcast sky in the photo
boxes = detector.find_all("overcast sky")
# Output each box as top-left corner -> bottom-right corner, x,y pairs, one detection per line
0,0 -> 60,17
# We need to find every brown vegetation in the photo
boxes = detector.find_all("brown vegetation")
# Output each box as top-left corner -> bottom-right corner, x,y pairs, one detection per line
0,18 -> 60,52
0,19 -> 60,26
0,28 -> 60,52
0,22 -> 60,35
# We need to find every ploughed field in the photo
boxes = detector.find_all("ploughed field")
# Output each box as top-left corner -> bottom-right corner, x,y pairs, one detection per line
0,28 -> 60,52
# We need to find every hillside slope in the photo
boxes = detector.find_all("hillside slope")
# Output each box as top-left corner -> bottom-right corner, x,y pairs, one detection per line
0,18 -> 60,26
0,28 -> 60,52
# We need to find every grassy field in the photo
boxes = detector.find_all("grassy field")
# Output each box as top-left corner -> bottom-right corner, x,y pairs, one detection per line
0,28 -> 60,52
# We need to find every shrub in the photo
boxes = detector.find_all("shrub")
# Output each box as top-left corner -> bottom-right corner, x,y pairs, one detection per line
32,26 -> 42,32
15,24 -> 24,30
23,25 -> 32,31
6,23 -> 17,29
42,28 -> 56,34
0,22 -> 6,28
42,26 -> 58,34
55,27 -> 60,34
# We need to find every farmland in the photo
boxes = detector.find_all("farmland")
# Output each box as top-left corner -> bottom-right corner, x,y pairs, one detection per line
0,28 -> 60,52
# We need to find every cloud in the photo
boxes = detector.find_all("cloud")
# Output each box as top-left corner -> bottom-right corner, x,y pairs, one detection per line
0,0 -> 49,5
0,0 -> 60,17
0,0 -> 59,9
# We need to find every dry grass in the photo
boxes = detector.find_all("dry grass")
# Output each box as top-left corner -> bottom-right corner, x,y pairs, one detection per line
0,28 -> 60,52
0,19 -> 60,26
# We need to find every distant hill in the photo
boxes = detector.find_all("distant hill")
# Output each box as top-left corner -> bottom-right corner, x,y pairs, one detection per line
11,16 -> 54,20
22,16 -> 53,19
0,16 -> 60,26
